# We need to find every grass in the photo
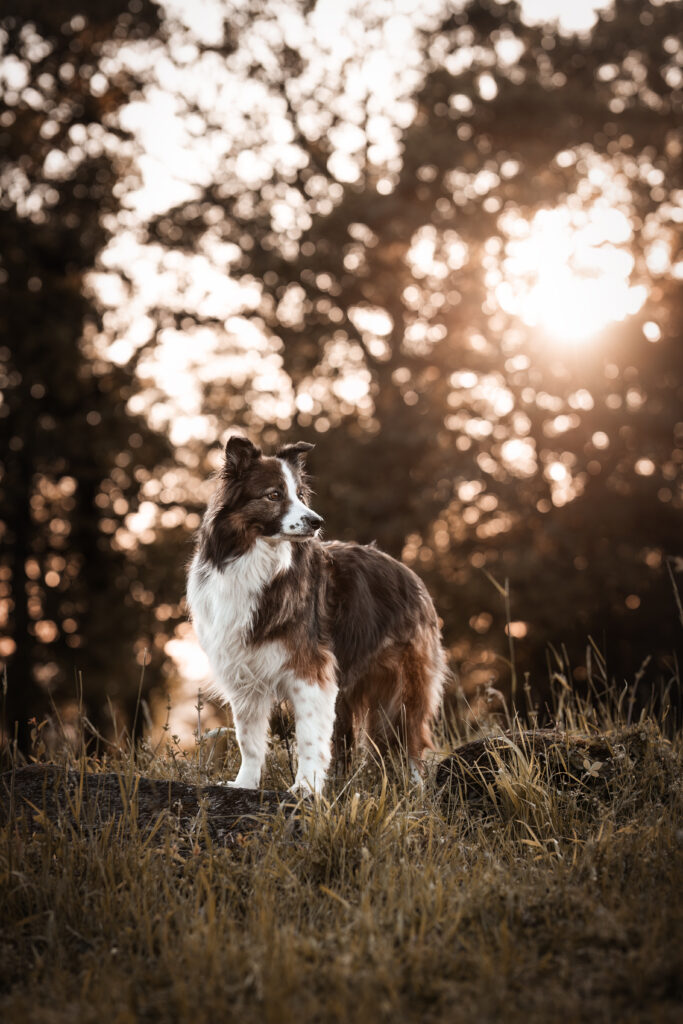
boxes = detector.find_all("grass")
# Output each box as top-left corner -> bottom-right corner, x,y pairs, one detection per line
1,675 -> 682,1024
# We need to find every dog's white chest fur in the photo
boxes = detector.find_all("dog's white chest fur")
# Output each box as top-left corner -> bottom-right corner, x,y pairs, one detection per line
187,538 -> 293,710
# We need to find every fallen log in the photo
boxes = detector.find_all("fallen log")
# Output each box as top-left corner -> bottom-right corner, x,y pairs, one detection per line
0,764 -> 296,844
434,725 -> 666,802
2,727 -> 672,840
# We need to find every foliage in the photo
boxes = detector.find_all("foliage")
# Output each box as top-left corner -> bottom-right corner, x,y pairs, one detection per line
0,0 -> 681,743
147,0 -> 682,690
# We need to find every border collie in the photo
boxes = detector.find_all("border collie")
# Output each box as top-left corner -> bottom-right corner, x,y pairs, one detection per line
187,437 -> 446,793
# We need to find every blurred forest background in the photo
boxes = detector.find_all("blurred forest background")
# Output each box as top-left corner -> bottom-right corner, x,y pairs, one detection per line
0,0 -> 681,750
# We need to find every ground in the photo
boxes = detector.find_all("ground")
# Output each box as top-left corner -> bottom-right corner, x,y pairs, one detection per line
1,687 -> 682,1024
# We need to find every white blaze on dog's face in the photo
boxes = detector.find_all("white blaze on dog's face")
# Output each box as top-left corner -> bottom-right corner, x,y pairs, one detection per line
215,437 -> 322,547
278,458 -> 323,539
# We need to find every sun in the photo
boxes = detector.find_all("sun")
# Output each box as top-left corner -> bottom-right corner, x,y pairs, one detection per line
492,200 -> 646,345
404,154 -> 650,348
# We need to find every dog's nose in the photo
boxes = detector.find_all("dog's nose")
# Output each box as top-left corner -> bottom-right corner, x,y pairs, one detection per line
303,512 -> 323,530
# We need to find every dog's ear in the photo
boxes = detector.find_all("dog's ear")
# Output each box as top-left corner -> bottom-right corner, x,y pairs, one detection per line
276,441 -> 315,467
223,436 -> 261,478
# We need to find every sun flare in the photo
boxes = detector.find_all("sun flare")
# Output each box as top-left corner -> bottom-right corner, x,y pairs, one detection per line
493,201 -> 646,344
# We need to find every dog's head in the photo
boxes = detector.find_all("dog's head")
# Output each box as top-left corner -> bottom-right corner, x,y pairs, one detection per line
215,437 -> 323,545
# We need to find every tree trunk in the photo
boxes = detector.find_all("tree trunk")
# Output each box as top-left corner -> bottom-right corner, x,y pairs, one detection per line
4,446 -> 43,753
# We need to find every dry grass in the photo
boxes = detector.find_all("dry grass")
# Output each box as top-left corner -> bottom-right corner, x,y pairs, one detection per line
1,677 -> 682,1024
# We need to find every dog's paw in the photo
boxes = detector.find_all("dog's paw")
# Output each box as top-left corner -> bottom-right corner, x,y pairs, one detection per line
222,779 -> 259,789
288,777 -> 322,798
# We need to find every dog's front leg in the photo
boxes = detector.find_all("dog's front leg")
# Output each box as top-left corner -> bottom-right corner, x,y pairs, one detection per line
226,697 -> 271,789
288,678 -> 338,795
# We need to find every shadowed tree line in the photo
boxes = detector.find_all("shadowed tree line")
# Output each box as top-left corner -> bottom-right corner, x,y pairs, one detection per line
1,0 -> 681,749
0,1 -> 187,748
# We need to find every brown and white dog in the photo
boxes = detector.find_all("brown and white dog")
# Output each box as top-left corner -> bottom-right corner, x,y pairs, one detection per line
187,436 -> 446,793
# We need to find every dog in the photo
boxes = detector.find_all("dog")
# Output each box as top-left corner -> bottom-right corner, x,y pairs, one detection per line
187,436 -> 446,793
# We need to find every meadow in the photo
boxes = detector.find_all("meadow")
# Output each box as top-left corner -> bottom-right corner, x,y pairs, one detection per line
1,672 -> 682,1024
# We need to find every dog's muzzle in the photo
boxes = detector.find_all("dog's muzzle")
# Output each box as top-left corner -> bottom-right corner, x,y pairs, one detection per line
300,511 -> 324,537
280,504 -> 324,540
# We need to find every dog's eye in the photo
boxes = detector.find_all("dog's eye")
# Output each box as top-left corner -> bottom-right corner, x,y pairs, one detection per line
297,490 -> 306,501
265,490 -> 281,502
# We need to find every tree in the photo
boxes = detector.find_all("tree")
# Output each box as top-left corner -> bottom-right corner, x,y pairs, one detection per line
148,0 -> 682,696
0,1 -> 185,750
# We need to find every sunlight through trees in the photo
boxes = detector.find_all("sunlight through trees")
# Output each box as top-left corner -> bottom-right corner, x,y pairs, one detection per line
1,0 -> 681,742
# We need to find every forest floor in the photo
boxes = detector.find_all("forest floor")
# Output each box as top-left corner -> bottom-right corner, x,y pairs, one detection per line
1,682 -> 682,1024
